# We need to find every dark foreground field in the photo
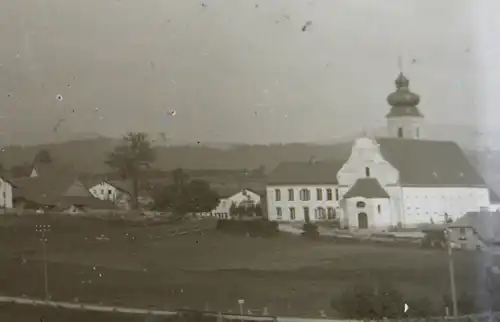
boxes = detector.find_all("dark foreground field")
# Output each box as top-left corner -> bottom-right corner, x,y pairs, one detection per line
0,215 -> 492,318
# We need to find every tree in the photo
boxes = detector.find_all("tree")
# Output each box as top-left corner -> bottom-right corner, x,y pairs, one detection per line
154,178 -> 220,217
105,132 -> 155,210
35,149 -> 52,164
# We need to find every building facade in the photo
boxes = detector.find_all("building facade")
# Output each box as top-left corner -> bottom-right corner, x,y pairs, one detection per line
0,176 -> 13,210
199,188 -> 262,219
266,73 -> 492,230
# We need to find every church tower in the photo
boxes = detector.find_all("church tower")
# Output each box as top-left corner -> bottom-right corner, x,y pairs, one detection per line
386,72 -> 424,139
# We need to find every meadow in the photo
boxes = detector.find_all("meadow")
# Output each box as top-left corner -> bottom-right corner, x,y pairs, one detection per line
0,214 -> 490,318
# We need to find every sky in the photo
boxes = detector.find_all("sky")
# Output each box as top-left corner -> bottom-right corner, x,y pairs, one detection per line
0,0 -> 499,145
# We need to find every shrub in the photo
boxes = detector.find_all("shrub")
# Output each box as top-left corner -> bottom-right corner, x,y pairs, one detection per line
301,222 -> 319,239
333,282 -> 404,319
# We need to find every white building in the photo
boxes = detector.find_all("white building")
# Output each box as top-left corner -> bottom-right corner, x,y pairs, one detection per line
266,72 -> 493,230
87,180 -> 122,202
0,175 -> 13,210
199,188 -> 262,219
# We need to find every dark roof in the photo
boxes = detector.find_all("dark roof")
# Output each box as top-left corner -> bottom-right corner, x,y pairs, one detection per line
451,211 -> 500,241
31,161 -> 77,178
10,176 -> 91,205
8,165 -> 32,178
266,160 -> 345,185
376,138 -> 486,187
343,178 -> 390,199
106,180 -> 133,194
266,138 -> 484,187
61,196 -> 116,210
78,175 -> 105,190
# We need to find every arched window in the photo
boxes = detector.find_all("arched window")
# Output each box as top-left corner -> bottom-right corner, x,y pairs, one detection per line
377,204 -> 381,213
416,128 -> 420,138
299,189 -> 310,201
365,167 -> 370,177
397,127 -> 403,138
356,201 -> 366,208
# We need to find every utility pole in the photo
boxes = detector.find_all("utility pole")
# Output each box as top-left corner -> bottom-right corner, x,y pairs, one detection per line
444,213 -> 458,316
35,224 -> 51,301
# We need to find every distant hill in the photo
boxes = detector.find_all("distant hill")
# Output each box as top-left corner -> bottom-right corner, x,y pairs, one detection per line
2,128 -> 500,195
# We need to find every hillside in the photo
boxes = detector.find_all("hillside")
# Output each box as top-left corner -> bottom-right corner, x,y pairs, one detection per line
1,136 -> 500,195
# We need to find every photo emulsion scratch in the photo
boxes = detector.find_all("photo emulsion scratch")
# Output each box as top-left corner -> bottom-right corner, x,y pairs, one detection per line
1,0 -> 500,321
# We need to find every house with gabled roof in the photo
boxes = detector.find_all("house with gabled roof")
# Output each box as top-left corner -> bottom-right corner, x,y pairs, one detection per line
197,186 -> 263,219
10,176 -> 116,214
266,72 -> 492,230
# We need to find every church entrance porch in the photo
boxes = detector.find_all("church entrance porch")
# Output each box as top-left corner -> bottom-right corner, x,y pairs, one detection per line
358,212 -> 368,229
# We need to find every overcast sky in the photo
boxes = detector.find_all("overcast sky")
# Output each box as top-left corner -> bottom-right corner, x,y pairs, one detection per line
0,0 -> 499,145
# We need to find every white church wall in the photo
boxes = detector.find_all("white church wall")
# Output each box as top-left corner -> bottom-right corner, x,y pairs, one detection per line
385,186 -> 404,226
266,185 -> 341,222
337,137 -> 399,187
344,197 -> 392,229
401,187 -> 490,226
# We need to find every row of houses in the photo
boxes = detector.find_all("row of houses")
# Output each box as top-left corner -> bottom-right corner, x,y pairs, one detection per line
0,157 -> 265,217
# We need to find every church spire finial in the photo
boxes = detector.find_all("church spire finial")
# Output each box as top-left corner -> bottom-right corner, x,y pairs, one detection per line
398,55 -> 403,74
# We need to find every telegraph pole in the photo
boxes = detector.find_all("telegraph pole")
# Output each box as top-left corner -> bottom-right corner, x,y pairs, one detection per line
444,213 -> 458,316
35,224 -> 51,301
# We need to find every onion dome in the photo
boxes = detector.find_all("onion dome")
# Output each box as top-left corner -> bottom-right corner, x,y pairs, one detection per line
386,72 -> 423,118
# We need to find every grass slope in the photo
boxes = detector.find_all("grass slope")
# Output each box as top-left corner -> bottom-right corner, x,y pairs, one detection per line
0,215 -> 491,318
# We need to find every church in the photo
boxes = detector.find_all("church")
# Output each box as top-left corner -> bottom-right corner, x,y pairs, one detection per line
265,72 -> 493,229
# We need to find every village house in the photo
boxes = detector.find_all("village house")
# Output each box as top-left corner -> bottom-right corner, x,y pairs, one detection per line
266,72 -> 493,230
198,188 -> 262,219
11,176 -> 116,214
0,174 -> 14,211
447,209 -> 500,251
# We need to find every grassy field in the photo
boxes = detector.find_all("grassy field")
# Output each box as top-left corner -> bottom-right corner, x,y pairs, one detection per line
0,214 -> 492,318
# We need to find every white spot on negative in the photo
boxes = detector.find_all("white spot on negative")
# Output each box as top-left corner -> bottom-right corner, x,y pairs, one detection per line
169,110 -> 177,116
56,94 -> 63,101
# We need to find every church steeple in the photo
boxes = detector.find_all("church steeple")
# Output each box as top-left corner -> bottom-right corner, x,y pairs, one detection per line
385,59 -> 424,139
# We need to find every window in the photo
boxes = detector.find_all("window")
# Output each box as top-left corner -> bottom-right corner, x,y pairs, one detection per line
300,189 -> 310,201
276,207 -> 282,220
288,189 -> 294,201
356,201 -> 366,208
289,207 -> 296,220
365,167 -> 370,177
327,207 -> 336,220
459,227 -> 466,235
335,188 -> 339,201
377,205 -> 381,214
303,207 -> 310,222
315,207 -> 326,220
100,189 -> 104,195
108,189 -> 112,195
326,189 -> 333,201
316,188 -> 322,201
275,189 -> 281,201
398,127 -> 403,138
416,128 -> 420,138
